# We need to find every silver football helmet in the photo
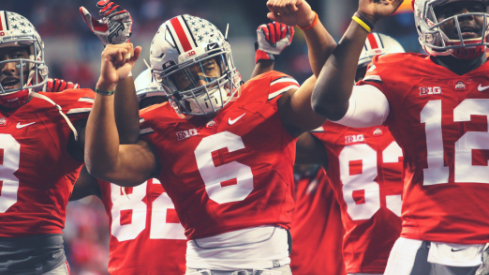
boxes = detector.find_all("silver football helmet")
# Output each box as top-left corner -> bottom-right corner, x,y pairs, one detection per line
135,68 -> 167,103
0,11 -> 48,107
358,32 -> 405,68
413,0 -> 489,59
150,15 -> 241,116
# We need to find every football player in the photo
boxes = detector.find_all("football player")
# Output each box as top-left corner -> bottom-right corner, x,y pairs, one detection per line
295,33 -> 405,275
311,0 -> 489,274
289,165 -> 346,275
0,11 -> 94,275
84,0 -> 336,274
0,3 -> 136,274
251,20 -> 345,275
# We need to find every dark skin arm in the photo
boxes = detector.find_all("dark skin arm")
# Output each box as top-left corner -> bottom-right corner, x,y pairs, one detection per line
70,166 -> 101,201
85,43 -> 160,187
267,0 -> 336,137
311,0 -> 403,121
68,72 -> 139,194
296,131 -> 329,169
251,60 -> 275,78
114,77 -> 139,144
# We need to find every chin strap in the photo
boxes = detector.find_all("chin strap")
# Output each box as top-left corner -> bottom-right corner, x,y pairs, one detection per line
31,92 -> 79,141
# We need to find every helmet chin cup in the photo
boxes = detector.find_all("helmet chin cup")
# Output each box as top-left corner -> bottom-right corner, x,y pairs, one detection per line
447,40 -> 485,59
0,88 -> 30,108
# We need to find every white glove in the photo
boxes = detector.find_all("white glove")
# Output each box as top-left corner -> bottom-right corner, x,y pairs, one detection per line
255,22 -> 294,63
79,0 -> 132,45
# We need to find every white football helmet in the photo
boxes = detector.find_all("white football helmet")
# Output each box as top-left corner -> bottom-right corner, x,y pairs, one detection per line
358,32 -> 405,67
135,68 -> 167,103
0,11 -> 48,108
150,15 -> 241,116
413,0 -> 489,59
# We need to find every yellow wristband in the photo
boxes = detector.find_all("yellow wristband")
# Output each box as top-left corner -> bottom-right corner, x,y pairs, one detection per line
352,15 -> 372,33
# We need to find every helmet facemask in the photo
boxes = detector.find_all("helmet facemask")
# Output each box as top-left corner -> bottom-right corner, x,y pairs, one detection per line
154,45 -> 240,116
416,0 -> 489,59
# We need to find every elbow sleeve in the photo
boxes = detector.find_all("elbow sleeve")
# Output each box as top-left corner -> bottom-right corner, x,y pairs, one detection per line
333,85 -> 389,128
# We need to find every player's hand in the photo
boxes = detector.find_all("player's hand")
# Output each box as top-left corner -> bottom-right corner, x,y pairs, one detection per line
357,0 -> 404,24
266,0 -> 316,29
80,0 -> 132,45
255,22 -> 294,63
44,78 -> 80,92
97,43 -> 141,91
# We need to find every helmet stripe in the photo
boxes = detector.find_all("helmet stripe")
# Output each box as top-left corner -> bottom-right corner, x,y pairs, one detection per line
170,17 -> 192,53
367,33 -> 379,50
0,12 -> 6,31
181,16 -> 198,49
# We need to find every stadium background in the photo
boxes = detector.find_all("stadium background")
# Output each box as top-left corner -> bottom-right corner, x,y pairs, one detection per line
2,0 -> 418,274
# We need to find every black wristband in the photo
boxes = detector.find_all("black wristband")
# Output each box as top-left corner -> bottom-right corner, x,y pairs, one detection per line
354,12 -> 375,31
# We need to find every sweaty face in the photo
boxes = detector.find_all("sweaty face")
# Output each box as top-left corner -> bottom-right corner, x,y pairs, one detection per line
434,0 -> 487,40
0,47 -> 29,91
170,58 -> 222,91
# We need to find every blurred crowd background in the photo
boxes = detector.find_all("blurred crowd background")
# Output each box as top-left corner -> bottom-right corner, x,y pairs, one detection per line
2,0 -> 419,274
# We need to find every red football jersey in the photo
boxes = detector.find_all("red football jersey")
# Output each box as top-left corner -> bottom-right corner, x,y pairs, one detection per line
290,168 -> 346,275
358,53 -> 489,244
139,71 -> 300,240
98,178 -> 186,275
312,123 -> 403,273
0,89 -> 93,237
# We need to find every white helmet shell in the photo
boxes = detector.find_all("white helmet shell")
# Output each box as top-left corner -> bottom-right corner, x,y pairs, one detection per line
150,14 -> 241,116
134,68 -> 167,103
359,33 -> 405,68
0,11 -> 48,97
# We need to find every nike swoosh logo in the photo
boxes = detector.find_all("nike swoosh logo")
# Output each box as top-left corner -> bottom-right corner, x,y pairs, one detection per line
478,84 -> 489,92
228,113 -> 245,125
16,122 -> 36,129
451,248 -> 466,252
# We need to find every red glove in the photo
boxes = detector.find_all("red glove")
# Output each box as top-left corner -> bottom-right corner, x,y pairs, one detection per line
44,78 -> 80,92
255,22 -> 295,63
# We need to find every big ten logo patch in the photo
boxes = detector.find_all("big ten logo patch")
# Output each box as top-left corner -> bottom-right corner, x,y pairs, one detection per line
345,134 -> 365,144
419,86 -> 442,95
176,129 -> 198,141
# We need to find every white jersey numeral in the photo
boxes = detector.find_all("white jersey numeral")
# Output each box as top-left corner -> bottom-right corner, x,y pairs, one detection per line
420,100 -> 449,185
110,179 -> 186,242
339,141 -> 403,220
149,179 -> 186,240
0,134 -> 20,213
194,131 -> 254,204
110,182 -> 147,242
421,99 -> 489,185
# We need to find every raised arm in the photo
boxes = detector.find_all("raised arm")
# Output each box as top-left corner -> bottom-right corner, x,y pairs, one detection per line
267,0 -> 335,77
266,0 -> 335,136
85,43 -> 159,187
311,0 -> 403,120
80,1 -> 140,144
